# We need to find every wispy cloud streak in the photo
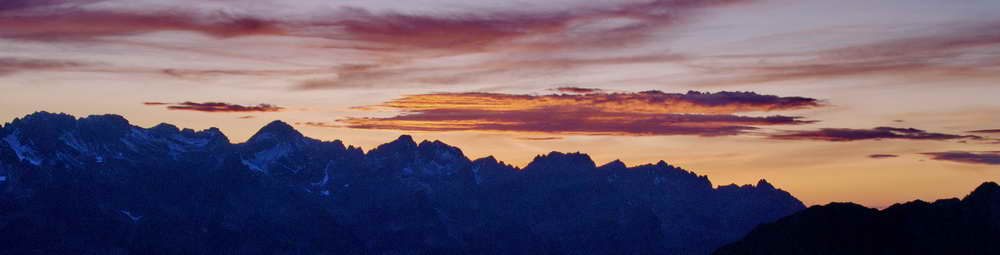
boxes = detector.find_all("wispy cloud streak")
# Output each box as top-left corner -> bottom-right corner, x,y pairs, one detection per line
969,129 -> 1000,134
144,101 -> 284,113
689,22 -> 1000,86
770,127 -> 981,142
868,154 -> 899,159
922,151 -> 1000,165
0,57 -> 91,76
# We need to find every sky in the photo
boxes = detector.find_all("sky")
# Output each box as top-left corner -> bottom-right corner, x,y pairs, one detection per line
1,0 -> 999,208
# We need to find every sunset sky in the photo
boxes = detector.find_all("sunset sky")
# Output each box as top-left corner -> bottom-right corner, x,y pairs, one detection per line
2,0 -> 999,207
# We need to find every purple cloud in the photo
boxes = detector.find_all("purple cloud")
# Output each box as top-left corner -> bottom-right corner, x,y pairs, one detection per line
922,151 -> 1000,166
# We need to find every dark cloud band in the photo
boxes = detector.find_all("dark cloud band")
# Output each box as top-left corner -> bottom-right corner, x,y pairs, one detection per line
144,101 -> 283,113
922,151 -> 1000,166
770,127 -> 981,142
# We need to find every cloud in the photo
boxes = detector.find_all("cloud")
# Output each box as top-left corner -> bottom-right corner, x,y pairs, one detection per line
516,137 -> 564,141
688,22 -> 1000,86
0,0 -> 103,12
554,87 -> 603,94
365,90 -> 819,114
293,54 -> 687,90
158,68 -> 339,79
922,151 -> 1000,166
969,129 -> 1000,134
0,57 -> 91,76
1,0 -> 749,47
327,0 -> 754,53
1,0 -> 743,90
868,154 -> 899,159
295,122 -> 340,128
770,127 -> 982,142
0,3 -> 286,41
238,115 -> 256,119
144,101 -> 284,113
341,109 -> 811,136
339,90 -> 818,136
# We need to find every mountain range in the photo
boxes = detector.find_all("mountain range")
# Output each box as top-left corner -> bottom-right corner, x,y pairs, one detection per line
714,181 -> 1000,255
0,112 -> 806,254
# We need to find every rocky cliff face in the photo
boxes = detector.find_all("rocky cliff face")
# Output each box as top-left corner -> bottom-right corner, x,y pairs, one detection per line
0,112 -> 805,255
713,182 -> 1000,255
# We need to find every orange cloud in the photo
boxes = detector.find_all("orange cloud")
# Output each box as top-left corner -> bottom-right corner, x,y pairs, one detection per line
367,90 -> 819,114
144,101 -> 284,113
339,90 -> 818,136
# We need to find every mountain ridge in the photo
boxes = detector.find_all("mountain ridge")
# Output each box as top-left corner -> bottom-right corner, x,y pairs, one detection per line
713,182 -> 1000,255
1,111 -> 805,255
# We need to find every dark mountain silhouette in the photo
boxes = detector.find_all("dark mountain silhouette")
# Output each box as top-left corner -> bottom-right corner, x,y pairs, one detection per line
0,112 -> 805,255
713,182 -> 1000,255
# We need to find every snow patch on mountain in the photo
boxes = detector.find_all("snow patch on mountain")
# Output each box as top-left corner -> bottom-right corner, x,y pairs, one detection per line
312,162 -> 332,187
120,210 -> 143,222
471,165 -> 482,185
59,132 -> 90,154
4,134 -> 42,166
241,143 -> 295,174
120,137 -> 139,152
166,142 -> 188,159
171,134 -> 210,147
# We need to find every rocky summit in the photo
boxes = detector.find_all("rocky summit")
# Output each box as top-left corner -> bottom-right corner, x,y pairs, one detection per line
0,112 -> 804,255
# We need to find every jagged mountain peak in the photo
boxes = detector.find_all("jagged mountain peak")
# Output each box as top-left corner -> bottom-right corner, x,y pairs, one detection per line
524,151 -> 596,172
258,120 -> 299,135
598,159 -> 627,170
964,181 -> 1000,204
19,111 -> 75,122
79,114 -> 130,125
417,139 -> 466,159
6,111 -> 76,131
390,134 -> 417,146
416,139 -> 447,148
150,123 -> 180,134
756,179 -> 776,190
472,155 -> 499,165
247,120 -> 303,144
654,160 -> 675,168
368,135 -> 418,155
77,114 -> 133,139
